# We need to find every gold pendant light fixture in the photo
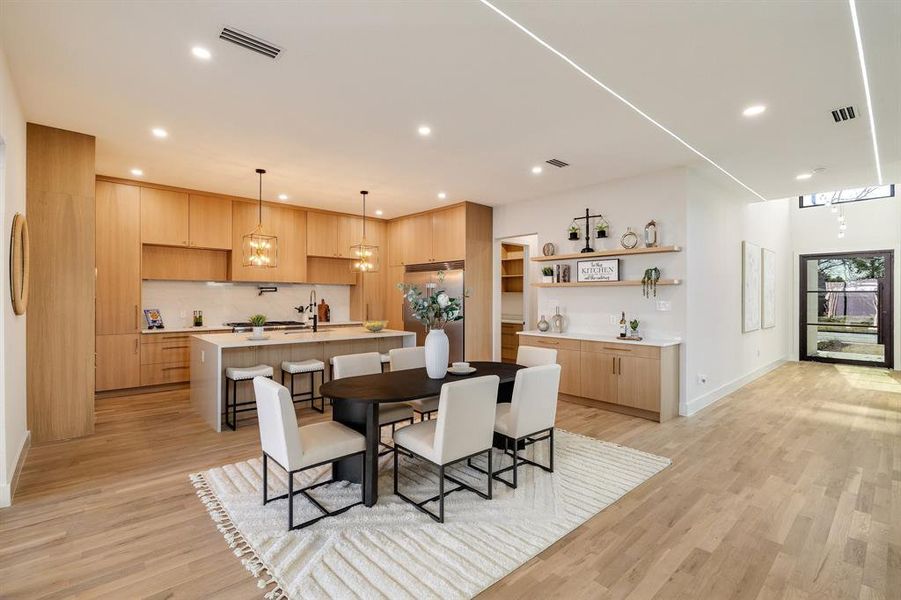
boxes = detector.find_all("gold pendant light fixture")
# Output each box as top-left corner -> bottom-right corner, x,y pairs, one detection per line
242,168 -> 278,268
350,190 -> 379,272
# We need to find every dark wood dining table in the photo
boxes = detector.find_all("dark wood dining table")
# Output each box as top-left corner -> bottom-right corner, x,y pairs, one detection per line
319,361 -> 523,506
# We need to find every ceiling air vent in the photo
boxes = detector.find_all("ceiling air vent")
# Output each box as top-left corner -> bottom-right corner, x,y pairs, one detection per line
546,158 -> 569,168
831,106 -> 856,123
219,27 -> 282,59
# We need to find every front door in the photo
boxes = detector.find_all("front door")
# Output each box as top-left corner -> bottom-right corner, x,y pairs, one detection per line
799,251 -> 894,368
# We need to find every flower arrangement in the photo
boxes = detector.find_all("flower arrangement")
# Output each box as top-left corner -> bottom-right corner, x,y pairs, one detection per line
397,271 -> 465,331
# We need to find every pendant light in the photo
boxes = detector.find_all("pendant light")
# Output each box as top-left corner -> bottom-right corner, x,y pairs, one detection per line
350,190 -> 379,272
242,168 -> 278,268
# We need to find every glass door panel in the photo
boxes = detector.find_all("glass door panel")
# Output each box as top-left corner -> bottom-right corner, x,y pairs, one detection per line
800,252 -> 892,367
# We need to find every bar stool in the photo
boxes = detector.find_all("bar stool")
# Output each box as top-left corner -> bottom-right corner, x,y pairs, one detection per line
224,364 -> 274,430
280,359 -> 326,413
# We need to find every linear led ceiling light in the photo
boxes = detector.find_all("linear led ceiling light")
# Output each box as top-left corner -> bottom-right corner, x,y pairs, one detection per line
848,0 -> 883,184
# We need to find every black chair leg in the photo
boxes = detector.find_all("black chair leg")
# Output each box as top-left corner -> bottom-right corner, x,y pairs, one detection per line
549,428 -> 554,473
232,379 -> 238,430
287,470 -> 294,530
512,442 -> 518,488
486,448 -> 493,500
262,453 -> 268,505
438,465 -> 445,523
393,442 -> 399,494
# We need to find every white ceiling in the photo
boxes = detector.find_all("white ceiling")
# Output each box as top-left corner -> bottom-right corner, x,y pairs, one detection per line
1,1 -> 897,217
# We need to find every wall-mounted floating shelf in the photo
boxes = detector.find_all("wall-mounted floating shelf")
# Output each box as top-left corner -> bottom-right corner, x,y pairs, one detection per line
532,278 -> 682,288
530,245 -> 681,262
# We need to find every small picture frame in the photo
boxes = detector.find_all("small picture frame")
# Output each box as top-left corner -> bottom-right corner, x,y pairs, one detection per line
577,259 -> 619,282
144,308 -> 164,329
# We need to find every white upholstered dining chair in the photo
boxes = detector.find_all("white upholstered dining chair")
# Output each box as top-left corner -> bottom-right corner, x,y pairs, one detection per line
389,346 -> 439,420
487,363 -> 561,489
393,375 -> 499,523
516,345 -> 558,367
331,352 -> 414,454
253,376 -> 365,530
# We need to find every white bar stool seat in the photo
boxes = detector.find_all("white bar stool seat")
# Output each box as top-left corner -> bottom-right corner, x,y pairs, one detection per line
223,364 -> 274,430
280,360 -> 326,413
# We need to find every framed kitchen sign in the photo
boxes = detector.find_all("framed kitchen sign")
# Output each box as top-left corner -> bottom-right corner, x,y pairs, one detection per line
577,258 -> 619,282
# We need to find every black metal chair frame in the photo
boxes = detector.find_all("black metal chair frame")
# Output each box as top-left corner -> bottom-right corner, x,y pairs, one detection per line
223,374 -> 273,431
281,367 -> 325,413
380,416 -> 415,457
469,427 -> 554,489
262,450 -> 365,530
393,443 -> 493,523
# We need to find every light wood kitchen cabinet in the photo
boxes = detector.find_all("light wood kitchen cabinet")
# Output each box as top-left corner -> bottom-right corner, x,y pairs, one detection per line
307,211 -> 338,257
96,334 -> 141,391
96,181 -> 141,335
405,212 -> 433,265
519,334 -> 679,422
385,264 -> 405,327
430,205 -> 466,262
336,215 -> 362,259
141,188 -> 189,246
188,194 -> 232,249
289,210 -> 308,283
388,219 -> 409,266
350,270 -> 386,321
231,201 -> 303,283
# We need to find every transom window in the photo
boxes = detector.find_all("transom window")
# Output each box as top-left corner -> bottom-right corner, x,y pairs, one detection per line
800,184 -> 894,208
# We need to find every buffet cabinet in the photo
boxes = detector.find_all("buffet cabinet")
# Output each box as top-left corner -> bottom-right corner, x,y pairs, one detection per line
519,334 -> 679,422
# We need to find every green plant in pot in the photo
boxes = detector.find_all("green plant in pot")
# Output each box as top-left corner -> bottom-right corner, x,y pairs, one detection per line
629,319 -> 640,337
542,266 -> 554,283
567,222 -> 581,241
249,314 -> 267,338
642,267 -> 661,298
595,218 -> 609,238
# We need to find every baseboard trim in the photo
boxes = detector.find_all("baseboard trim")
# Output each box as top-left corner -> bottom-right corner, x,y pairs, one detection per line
1,430 -> 31,507
684,357 -> 788,417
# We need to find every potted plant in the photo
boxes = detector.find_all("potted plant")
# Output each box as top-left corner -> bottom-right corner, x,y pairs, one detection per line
248,314 -> 267,338
567,222 -> 581,241
541,266 -> 554,283
629,319 -> 640,337
595,219 -> 609,238
397,271 -> 465,379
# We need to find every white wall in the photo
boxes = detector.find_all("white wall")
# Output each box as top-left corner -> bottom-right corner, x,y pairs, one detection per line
684,169 -> 792,415
141,281 -> 353,328
789,194 -> 901,369
493,168 -> 688,347
0,42 -> 27,507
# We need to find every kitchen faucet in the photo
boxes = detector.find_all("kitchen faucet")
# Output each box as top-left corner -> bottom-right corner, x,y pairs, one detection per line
308,290 -> 318,332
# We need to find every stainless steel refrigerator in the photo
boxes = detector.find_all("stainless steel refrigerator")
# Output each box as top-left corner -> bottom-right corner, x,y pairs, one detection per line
402,262 -> 465,363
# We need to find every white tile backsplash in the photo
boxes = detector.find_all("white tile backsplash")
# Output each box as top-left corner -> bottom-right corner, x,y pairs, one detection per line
141,280 -> 351,328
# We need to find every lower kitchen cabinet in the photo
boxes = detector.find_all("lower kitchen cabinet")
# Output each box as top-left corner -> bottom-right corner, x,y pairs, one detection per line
96,334 -> 141,391
519,334 -> 679,422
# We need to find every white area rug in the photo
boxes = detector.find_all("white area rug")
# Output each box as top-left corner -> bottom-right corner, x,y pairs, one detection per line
191,430 -> 670,599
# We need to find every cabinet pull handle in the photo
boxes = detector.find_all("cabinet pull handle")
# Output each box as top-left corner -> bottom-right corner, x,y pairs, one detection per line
134,339 -> 139,354
161,366 -> 188,372
603,347 -> 631,352
538,340 -> 559,345
612,357 -> 616,374
618,357 -> 622,375
135,305 -> 139,330
162,345 -> 189,350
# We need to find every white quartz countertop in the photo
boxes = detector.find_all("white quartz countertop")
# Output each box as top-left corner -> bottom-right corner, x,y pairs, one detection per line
517,330 -> 682,348
141,320 -> 362,334
193,328 -> 415,349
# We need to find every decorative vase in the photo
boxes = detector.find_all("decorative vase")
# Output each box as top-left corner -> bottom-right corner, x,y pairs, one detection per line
252,326 -> 264,338
424,329 -> 449,379
537,315 -> 550,332
542,275 -> 554,283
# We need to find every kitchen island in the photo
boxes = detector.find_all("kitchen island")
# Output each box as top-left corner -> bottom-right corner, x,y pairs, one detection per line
190,328 -> 415,431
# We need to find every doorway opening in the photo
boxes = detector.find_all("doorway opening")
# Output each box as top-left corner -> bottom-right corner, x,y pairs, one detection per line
500,242 -> 526,363
799,250 -> 894,368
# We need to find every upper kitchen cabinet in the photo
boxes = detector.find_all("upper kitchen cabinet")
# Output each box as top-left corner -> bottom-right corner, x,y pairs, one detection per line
288,209 -> 308,283
336,214 -> 362,259
306,211 -> 338,257
430,205 -> 465,263
387,204 -> 465,266
188,194 -> 232,249
141,187 -> 189,246
96,180 -> 141,335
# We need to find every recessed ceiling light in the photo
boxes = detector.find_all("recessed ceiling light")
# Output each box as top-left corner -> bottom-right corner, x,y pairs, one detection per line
417,125 -> 432,136
742,104 -> 767,117
531,166 -> 543,175
437,192 -> 447,200
374,209 -> 384,216
130,168 -> 143,176
795,172 -> 813,180
277,193 -> 288,201
151,127 -> 168,138
192,46 -> 211,60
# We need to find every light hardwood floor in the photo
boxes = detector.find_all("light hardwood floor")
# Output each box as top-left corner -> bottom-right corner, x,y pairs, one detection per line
1,361 -> 898,599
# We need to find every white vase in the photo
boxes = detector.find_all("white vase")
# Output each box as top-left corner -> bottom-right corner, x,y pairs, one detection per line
424,329 -> 449,379
543,275 -> 554,283
252,326 -> 264,338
